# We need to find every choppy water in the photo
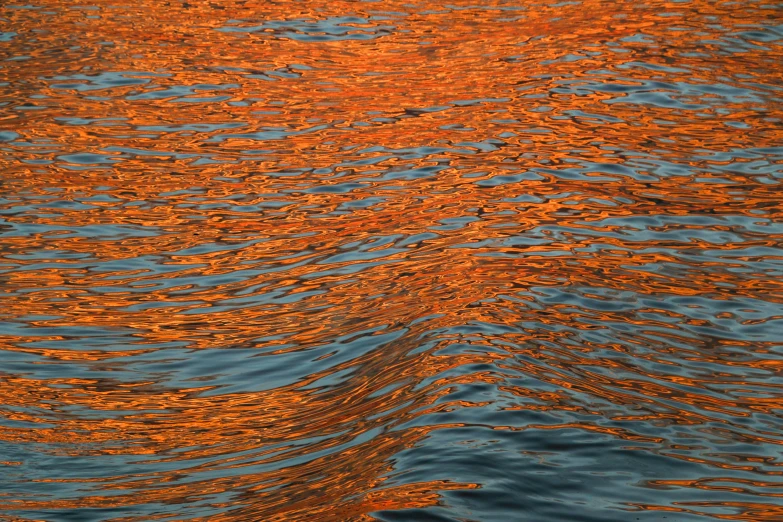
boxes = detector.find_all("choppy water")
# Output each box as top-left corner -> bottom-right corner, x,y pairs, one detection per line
1,1 -> 782,520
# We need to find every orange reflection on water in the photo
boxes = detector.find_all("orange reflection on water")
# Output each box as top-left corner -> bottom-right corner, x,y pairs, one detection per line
1,0 -> 782,520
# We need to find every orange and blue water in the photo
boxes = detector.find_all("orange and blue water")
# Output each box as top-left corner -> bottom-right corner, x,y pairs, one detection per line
1,1 -> 782,520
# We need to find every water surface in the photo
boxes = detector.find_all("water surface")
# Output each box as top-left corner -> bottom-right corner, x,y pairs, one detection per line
1,0 -> 782,521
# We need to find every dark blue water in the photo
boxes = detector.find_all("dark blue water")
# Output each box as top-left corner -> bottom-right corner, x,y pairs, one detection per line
1,1 -> 782,520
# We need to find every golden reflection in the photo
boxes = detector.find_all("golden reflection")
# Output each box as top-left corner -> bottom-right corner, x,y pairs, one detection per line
1,0 -> 782,520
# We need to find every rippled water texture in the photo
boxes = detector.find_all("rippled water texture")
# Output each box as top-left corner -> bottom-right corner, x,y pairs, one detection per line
1,0 -> 782,520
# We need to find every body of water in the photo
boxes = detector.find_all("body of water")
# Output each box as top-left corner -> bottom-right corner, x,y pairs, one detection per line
1,1 -> 782,520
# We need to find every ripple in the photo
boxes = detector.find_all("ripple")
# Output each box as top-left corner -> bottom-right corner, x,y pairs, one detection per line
1,0 -> 782,521
218,16 -> 397,42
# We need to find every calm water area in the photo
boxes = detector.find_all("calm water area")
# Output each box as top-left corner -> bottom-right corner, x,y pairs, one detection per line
1,1 -> 782,521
